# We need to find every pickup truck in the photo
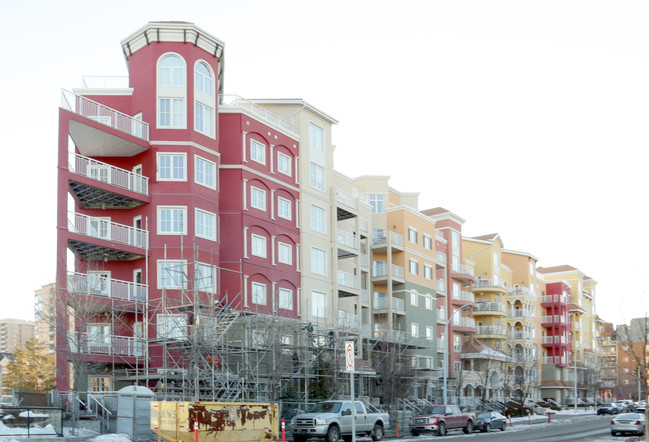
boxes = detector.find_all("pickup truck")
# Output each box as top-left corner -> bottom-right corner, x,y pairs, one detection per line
291,400 -> 389,442
408,405 -> 476,436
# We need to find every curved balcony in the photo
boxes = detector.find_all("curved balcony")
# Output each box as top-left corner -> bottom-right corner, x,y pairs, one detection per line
475,325 -> 507,337
509,309 -> 533,320
451,260 -> 475,283
473,278 -> 508,293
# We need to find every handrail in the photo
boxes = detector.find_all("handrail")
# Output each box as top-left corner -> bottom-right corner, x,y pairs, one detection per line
220,95 -> 293,132
69,152 -> 149,196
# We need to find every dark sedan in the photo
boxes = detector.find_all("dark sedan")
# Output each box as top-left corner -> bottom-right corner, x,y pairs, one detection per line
598,403 -> 619,415
474,411 -> 507,432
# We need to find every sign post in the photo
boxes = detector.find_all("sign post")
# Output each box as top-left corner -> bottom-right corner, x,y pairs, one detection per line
346,341 -> 355,442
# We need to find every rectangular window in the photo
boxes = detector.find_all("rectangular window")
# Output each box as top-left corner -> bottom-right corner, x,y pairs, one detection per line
369,194 -> 384,214
312,290 -> 327,318
195,263 -> 216,293
425,296 -> 433,310
423,235 -> 433,250
311,248 -> 327,275
408,228 -> 417,244
277,197 -> 292,220
87,323 -> 111,348
409,259 -> 418,275
250,139 -> 266,165
411,323 -> 419,338
311,205 -> 326,233
279,288 -> 293,310
157,153 -> 187,181
157,314 -> 187,339
158,206 -> 187,235
310,163 -> 325,191
195,156 -> 216,189
452,256 -> 460,272
159,98 -> 185,128
451,230 -> 460,249
424,265 -> 433,280
309,122 -> 324,150
278,242 -> 292,265
250,186 -> 266,211
88,217 -> 110,240
411,291 -> 419,307
158,260 -> 187,289
426,326 -> 434,340
195,208 -> 216,240
194,102 -> 214,136
454,361 -> 462,371
251,282 -> 267,305
251,234 -> 267,258
277,152 -> 291,176
454,334 -> 462,352
453,282 -> 461,298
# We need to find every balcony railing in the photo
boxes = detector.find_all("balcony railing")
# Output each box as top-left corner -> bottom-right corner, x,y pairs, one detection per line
337,229 -> 358,249
68,212 -> 148,249
71,332 -> 143,357
335,188 -> 357,210
337,271 -> 358,290
454,316 -> 475,329
373,296 -> 405,311
452,290 -> 475,303
361,289 -> 369,303
372,229 -> 404,248
542,336 -> 554,344
435,230 -> 445,240
338,310 -> 359,329
435,251 -> 447,265
475,325 -> 506,336
541,294 -> 571,304
359,218 -> 369,233
67,272 -> 146,302
436,279 -> 446,293
221,95 -> 293,132
69,153 -> 149,196
436,308 -> 446,322
360,254 -> 368,268
509,309 -> 533,319
509,331 -> 531,340
542,356 -> 554,364
473,302 -> 506,313
473,278 -> 507,290
61,89 -> 149,140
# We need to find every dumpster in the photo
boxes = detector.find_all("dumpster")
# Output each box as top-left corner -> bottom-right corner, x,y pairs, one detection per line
151,401 -> 279,441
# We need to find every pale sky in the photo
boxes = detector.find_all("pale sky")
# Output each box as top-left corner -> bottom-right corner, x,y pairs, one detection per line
1,0 -> 647,326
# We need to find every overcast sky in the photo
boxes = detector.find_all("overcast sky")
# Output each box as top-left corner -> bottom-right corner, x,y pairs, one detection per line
1,0 -> 647,326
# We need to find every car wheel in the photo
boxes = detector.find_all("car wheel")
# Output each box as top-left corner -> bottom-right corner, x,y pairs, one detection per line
326,425 -> 340,442
501,421 -> 506,431
293,436 -> 308,442
342,436 -> 352,442
611,431 -> 617,436
463,420 -> 474,434
370,424 -> 384,441
436,422 -> 446,436
410,430 -> 419,437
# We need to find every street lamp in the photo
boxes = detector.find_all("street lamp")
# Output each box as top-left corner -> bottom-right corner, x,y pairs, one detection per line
443,299 -> 486,405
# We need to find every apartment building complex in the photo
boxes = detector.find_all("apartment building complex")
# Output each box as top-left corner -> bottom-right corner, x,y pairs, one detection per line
0,319 -> 34,354
53,21 -> 616,405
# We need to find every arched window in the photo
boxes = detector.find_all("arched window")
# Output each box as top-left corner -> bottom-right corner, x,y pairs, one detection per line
194,61 -> 215,137
157,54 -> 186,129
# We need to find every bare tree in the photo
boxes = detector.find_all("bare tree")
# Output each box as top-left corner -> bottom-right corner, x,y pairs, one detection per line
616,317 -> 649,401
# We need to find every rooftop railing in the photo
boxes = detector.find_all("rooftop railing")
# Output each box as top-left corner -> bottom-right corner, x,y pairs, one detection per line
69,153 -> 149,196
221,95 -> 293,132
61,89 -> 149,141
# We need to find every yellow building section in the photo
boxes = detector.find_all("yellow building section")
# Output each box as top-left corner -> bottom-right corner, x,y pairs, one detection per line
151,401 -> 279,442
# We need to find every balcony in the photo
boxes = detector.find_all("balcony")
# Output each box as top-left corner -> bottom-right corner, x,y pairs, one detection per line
67,212 -> 147,260
541,294 -> 570,305
372,296 -> 405,313
336,229 -> 358,258
372,262 -> 405,284
509,285 -> 538,300
359,218 -> 369,234
412,357 -> 434,370
337,270 -> 359,297
509,309 -> 533,320
437,337 -> 446,352
222,95 -> 293,132
360,289 -> 369,303
473,302 -> 506,315
509,331 -> 532,340
451,260 -> 475,282
67,272 -> 146,302
475,325 -> 506,337
451,290 -> 475,304
360,253 -> 369,268
338,310 -> 359,329
334,188 -> 358,220
68,153 -> 149,209
453,316 -> 475,330
61,89 -> 149,156
371,230 -> 404,253
436,279 -> 447,295
71,332 -> 143,357
436,308 -> 446,323
542,315 -> 570,326
473,278 -> 507,292
542,356 -> 554,364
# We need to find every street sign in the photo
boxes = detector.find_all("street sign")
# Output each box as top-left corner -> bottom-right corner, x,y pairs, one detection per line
345,341 -> 355,372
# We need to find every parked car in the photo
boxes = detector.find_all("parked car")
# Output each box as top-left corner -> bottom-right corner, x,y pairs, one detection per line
635,401 -> 646,413
409,405 -> 476,437
474,411 -> 507,432
598,403 -> 619,415
611,413 -> 645,436
621,400 -> 636,412
614,402 -> 630,413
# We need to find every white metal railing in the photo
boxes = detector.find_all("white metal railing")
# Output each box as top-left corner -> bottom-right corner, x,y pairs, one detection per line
542,336 -> 554,344
437,338 -> 445,350
336,229 -> 358,249
220,95 -> 293,132
372,296 -> 405,310
67,272 -> 146,302
437,308 -> 446,322
360,254 -> 368,268
542,315 -> 554,323
72,332 -> 143,357
510,285 -> 535,298
454,316 -> 475,329
473,278 -> 507,289
509,331 -> 531,340
556,356 -> 567,365
372,230 -> 387,244
335,188 -> 357,210
82,76 -> 130,88
542,356 -> 554,364
359,218 -> 369,233
69,153 -> 149,196
435,251 -> 446,265
435,230 -> 445,240
68,212 -> 148,249
360,289 -> 369,303
413,357 -> 434,370
452,290 -> 475,303
361,325 -> 371,338
390,231 -> 404,248
372,261 -> 387,277
338,310 -> 359,329
337,271 -> 358,289
542,294 -> 570,304
473,302 -> 506,313
573,323 -> 581,330
391,264 -> 404,279
475,325 -> 506,336
61,89 -> 149,141
509,309 -> 532,319
436,279 -> 446,292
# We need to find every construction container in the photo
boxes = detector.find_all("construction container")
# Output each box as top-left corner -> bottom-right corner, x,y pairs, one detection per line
150,401 -> 279,442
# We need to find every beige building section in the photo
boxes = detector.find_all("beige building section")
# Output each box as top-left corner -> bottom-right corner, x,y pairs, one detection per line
34,283 -> 56,353
0,319 -> 34,353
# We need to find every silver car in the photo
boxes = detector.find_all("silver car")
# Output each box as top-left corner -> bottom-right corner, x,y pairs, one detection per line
611,413 -> 645,437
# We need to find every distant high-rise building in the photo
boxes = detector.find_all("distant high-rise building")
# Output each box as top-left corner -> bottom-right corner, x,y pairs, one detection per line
0,319 -> 34,353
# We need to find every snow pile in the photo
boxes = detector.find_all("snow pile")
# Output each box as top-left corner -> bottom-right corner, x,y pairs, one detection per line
0,420 -> 57,435
18,410 -> 50,418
